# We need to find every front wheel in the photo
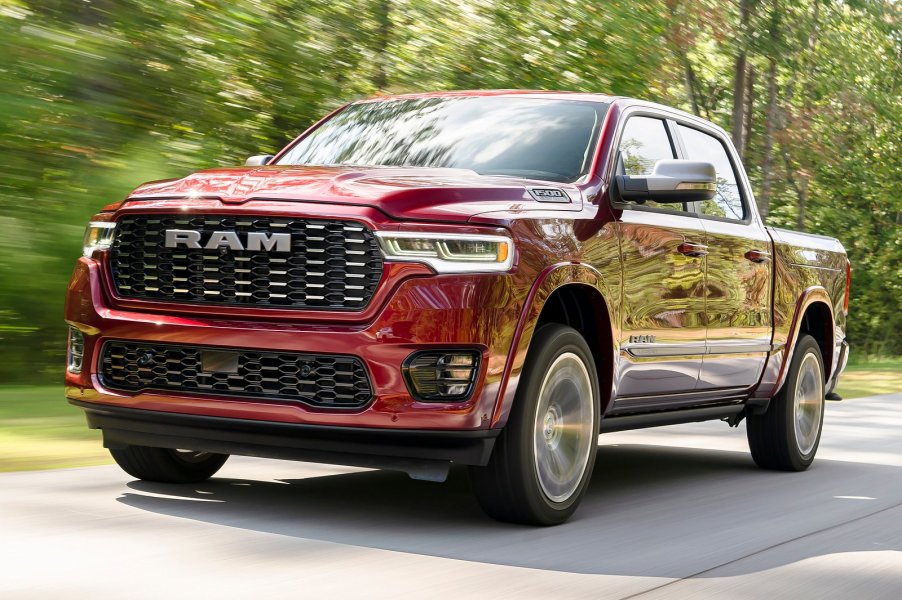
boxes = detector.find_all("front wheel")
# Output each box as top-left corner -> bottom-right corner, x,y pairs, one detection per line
470,324 -> 600,526
109,446 -> 229,483
747,334 -> 825,471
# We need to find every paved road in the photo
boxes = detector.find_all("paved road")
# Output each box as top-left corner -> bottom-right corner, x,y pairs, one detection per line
2,394 -> 901,599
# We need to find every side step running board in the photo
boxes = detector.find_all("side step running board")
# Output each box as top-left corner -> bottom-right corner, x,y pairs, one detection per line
600,405 -> 744,433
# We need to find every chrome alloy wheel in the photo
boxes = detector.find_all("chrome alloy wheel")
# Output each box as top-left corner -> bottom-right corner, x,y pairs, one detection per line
793,352 -> 824,456
533,352 -> 595,503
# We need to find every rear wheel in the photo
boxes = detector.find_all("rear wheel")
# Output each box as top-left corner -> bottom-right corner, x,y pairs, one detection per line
109,446 -> 229,483
470,324 -> 600,526
747,334 -> 825,471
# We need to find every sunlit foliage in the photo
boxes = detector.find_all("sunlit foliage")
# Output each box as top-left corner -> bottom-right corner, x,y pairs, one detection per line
0,0 -> 898,381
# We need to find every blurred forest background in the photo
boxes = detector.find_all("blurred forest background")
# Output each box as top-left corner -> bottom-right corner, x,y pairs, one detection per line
0,0 -> 899,384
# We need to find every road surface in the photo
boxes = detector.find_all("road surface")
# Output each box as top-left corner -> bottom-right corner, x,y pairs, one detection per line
2,393 -> 901,599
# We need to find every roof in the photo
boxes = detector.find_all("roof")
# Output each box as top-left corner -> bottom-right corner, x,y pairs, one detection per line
355,89 -> 621,104
353,90 -> 720,134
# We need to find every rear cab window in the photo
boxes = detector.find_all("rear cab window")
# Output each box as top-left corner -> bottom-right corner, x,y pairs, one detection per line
676,124 -> 746,221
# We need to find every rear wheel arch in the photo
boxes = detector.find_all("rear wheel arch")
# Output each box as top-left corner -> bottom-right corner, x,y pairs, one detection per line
770,288 -> 836,399
798,301 -> 834,382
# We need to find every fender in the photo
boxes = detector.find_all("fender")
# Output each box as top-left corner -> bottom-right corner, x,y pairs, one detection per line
490,262 -> 618,428
757,285 -> 835,399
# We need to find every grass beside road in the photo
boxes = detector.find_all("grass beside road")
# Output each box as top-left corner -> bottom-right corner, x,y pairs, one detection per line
0,386 -> 110,472
834,356 -> 902,401
1,358 -> 900,473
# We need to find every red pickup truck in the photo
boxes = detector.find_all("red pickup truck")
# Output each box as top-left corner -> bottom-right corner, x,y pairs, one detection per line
65,91 -> 850,525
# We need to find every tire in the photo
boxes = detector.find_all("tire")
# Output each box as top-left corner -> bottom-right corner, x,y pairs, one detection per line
470,323 -> 600,526
109,446 -> 229,483
747,334 -> 825,471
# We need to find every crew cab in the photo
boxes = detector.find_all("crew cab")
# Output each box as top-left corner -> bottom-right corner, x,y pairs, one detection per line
65,91 -> 851,525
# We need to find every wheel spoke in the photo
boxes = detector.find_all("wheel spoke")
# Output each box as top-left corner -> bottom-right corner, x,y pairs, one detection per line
533,352 -> 595,503
793,353 -> 824,456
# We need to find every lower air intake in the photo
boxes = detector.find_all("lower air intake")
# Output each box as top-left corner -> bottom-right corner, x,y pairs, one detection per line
99,341 -> 373,409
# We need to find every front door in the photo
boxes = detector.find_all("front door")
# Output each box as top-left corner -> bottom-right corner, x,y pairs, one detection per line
613,115 -> 708,399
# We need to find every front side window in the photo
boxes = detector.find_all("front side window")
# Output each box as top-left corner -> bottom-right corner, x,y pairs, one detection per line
276,97 -> 608,183
617,116 -> 676,176
617,115 -> 689,212
677,124 -> 745,220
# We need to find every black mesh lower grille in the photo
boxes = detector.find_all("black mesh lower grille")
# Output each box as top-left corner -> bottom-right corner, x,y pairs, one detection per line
99,341 -> 373,409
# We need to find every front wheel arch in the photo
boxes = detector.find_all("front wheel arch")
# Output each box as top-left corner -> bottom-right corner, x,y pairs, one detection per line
492,267 -> 616,429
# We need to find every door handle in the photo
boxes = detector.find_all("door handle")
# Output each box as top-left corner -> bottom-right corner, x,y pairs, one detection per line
677,242 -> 708,257
745,249 -> 771,263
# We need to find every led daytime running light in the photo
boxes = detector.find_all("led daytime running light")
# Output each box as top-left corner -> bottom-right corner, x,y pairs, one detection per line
376,232 -> 514,273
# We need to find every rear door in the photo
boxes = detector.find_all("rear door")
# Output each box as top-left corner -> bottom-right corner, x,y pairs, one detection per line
613,114 -> 708,399
674,123 -> 773,389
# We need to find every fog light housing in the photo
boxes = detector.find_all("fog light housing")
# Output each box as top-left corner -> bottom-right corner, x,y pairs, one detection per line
403,350 -> 481,402
67,327 -> 85,374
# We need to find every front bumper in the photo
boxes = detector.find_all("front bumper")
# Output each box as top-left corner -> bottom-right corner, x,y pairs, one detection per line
65,251 -> 519,432
74,400 -> 498,481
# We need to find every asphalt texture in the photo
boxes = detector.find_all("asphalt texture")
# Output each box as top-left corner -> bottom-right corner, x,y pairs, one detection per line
2,393 -> 901,599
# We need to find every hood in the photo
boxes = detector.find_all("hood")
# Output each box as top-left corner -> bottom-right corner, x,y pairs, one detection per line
120,165 -> 583,222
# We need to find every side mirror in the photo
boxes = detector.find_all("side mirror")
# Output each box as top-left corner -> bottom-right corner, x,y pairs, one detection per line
245,154 -> 275,167
615,159 -> 716,203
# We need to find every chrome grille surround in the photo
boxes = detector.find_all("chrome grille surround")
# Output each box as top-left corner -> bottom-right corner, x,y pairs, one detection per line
108,215 -> 384,310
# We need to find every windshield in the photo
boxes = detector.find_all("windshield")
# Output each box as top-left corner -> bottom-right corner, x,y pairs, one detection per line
275,96 -> 608,183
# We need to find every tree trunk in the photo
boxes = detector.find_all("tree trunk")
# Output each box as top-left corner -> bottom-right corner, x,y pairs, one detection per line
665,1 -> 703,117
796,176 -> 808,231
780,145 -> 807,232
789,0 -> 819,230
731,51 -> 748,154
742,65 -> 756,158
730,0 -> 753,156
682,52 -> 702,116
373,0 -> 391,90
759,58 -> 778,219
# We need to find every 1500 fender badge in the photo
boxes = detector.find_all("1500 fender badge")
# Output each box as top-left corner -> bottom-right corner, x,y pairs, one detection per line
528,188 -> 569,202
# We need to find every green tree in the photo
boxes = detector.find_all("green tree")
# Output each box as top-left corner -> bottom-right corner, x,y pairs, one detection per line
0,0 -> 899,383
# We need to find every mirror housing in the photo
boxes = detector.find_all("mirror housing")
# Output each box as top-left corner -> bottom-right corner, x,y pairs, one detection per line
245,154 -> 275,167
615,159 -> 716,203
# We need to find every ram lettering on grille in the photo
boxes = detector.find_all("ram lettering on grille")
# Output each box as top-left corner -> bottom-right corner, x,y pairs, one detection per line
163,229 -> 292,252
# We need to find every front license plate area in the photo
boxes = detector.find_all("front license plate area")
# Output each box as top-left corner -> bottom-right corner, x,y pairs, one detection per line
200,350 -> 240,374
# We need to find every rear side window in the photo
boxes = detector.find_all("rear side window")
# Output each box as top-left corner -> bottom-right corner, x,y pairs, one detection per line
677,125 -> 746,220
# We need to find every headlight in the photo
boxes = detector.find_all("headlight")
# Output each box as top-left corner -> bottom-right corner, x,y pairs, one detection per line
82,221 -> 116,258
376,232 -> 514,273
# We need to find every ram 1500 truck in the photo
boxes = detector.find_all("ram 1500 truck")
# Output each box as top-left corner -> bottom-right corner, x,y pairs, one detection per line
65,91 -> 851,525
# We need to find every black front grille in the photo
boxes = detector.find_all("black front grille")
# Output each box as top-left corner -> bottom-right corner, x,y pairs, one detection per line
99,341 -> 373,409
109,215 -> 384,310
